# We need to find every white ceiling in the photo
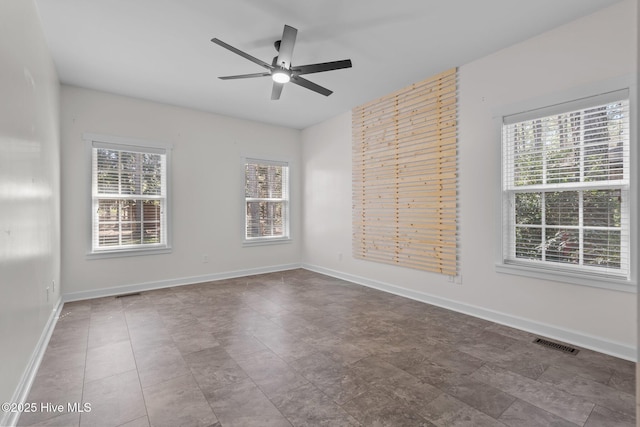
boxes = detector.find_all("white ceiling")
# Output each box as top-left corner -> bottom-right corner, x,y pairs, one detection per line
35,0 -> 623,129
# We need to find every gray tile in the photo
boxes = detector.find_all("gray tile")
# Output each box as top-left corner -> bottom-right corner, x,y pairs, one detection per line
89,297 -> 122,313
219,334 -> 270,359
289,350 -> 346,374
158,308 -> 199,332
270,382 -> 360,426
169,321 -> 221,355
290,352 -> 370,405
36,343 -> 87,374
56,303 -> 92,325
584,405 -> 635,427
314,370 -> 372,405
252,328 -> 317,362
267,312 -> 325,340
87,313 -> 129,349
80,370 -> 146,427
215,311 -> 272,335
122,312 -> 158,332
459,342 -> 550,380
376,347 -> 456,385
84,340 -> 136,383
547,352 -> 615,385
212,415 -> 289,427
460,329 -> 519,350
498,399 -> 580,427
116,416 -> 150,427
128,328 -> 173,352
471,364 -> 594,425
233,349 -> 309,396
117,417 -> 150,427
538,365 -> 635,417
576,348 -> 635,376
312,339 -> 371,366
19,412 -> 80,427
504,340 -> 567,367
349,356 -> 409,386
89,308 -> 125,323
432,373 -> 516,418
376,372 -> 442,411
417,347 -> 485,376
239,292 -> 287,316
184,347 -> 248,396
419,393 -> 506,427
26,365 -> 85,401
133,342 -> 191,388
608,369 -> 635,395
46,323 -> 89,352
19,366 -> 85,426
342,386 -> 435,427
205,378 -> 290,426
143,374 -> 218,427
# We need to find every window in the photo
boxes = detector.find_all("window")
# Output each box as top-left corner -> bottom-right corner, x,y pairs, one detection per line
89,135 -> 170,255
244,158 -> 290,243
501,90 -> 631,285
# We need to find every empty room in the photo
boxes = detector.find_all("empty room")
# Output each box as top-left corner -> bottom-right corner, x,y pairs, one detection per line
1,0 -> 638,426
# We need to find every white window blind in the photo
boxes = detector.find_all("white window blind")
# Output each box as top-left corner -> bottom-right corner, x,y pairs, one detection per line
91,141 -> 168,252
244,159 -> 289,241
502,90 -> 630,280
352,68 -> 458,275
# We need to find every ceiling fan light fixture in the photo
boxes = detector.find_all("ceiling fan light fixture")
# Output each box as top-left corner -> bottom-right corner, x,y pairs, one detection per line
212,24 -> 352,99
272,69 -> 291,84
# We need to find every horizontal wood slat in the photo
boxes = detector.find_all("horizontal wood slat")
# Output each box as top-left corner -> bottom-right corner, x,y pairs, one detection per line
352,67 -> 458,275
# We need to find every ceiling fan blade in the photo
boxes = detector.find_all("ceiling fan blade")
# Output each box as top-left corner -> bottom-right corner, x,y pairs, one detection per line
290,76 -> 333,96
271,82 -> 284,100
219,72 -> 271,80
275,25 -> 297,69
291,59 -> 352,76
211,38 -> 273,70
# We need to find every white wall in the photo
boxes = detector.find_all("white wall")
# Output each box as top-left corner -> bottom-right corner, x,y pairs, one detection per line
61,86 -> 302,298
302,0 -> 637,359
0,0 -> 61,415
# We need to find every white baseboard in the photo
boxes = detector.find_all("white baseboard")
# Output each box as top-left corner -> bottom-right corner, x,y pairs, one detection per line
302,263 -> 637,362
1,299 -> 63,427
63,263 -> 303,302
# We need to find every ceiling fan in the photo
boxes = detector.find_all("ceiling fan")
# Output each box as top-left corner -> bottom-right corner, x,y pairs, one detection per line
211,24 -> 352,100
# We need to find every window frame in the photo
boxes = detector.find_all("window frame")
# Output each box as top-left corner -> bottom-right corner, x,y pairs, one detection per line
495,85 -> 637,292
241,156 -> 291,246
84,133 -> 172,259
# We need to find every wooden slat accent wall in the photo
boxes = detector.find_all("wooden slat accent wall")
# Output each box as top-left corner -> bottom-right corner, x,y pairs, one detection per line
352,68 -> 458,275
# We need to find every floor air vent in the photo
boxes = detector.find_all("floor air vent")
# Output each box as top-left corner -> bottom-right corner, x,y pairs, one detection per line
533,338 -> 579,355
115,292 -> 141,298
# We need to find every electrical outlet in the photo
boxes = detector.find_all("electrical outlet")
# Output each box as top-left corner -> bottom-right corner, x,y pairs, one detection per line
46,286 -> 50,302
447,275 -> 463,284
202,254 -> 209,264
338,252 -> 343,261
52,279 -> 55,293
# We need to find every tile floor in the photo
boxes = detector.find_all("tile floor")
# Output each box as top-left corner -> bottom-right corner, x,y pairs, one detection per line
18,269 -> 635,427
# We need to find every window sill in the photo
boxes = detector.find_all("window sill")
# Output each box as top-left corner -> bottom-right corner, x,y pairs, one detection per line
495,262 -> 636,293
87,246 -> 172,260
242,237 -> 292,247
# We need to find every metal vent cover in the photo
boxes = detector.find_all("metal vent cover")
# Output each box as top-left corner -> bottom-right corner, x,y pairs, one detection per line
533,338 -> 579,355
